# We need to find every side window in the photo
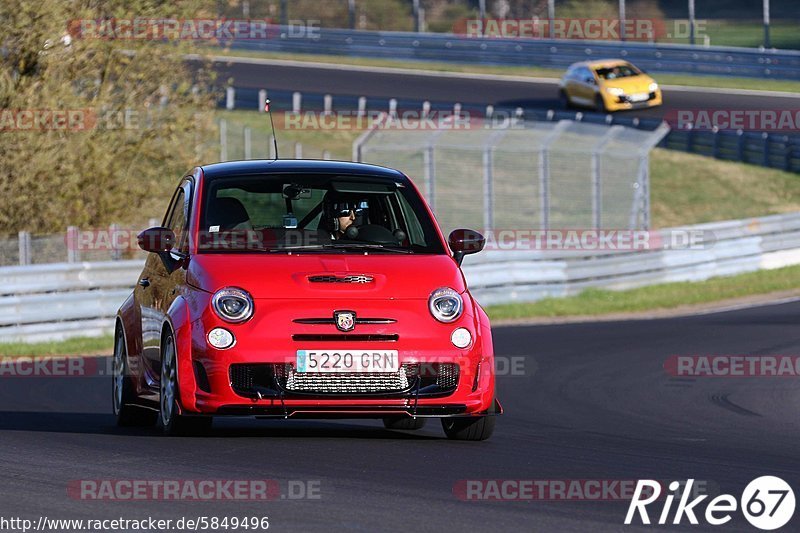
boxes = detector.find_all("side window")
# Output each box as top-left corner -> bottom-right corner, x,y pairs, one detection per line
165,185 -> 189,252
580,67 -> 596,84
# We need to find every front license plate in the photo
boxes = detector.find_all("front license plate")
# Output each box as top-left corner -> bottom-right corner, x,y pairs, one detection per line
296,349 -> 399,373
629,92 -> 649,102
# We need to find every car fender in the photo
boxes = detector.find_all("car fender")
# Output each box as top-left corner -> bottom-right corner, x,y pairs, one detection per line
164,295 -> 199,413
116,292 -> 148,395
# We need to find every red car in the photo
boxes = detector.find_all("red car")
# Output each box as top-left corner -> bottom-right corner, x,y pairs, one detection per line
113,160 -> 501,439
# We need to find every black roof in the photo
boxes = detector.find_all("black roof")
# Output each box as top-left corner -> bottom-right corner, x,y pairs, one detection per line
200,159 -> 408,182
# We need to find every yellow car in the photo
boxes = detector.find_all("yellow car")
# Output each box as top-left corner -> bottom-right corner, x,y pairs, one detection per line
558,59 -> 662,112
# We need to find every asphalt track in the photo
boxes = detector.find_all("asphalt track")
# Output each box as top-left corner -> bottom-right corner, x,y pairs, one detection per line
2,300 -> 800,532
208,57 -> 800,119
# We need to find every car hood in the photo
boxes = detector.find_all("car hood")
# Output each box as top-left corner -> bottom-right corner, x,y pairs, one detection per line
187,253 -> 466,299
602,75 -> 655,93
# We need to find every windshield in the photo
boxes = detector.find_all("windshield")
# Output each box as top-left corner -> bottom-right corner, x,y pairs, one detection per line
197,173 -> 445,254
595,64 -> 640,80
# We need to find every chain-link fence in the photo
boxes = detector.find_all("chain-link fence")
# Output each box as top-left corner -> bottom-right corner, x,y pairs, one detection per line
354,119 -> 669,234
0,223 -> 158,267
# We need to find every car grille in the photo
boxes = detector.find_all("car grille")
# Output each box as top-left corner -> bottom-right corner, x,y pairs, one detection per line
282,364 -> 412,393
229,363 -> 459,397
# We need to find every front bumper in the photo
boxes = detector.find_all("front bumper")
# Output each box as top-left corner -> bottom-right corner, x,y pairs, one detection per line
606,90 -> 662,111
176,298 -> 498,418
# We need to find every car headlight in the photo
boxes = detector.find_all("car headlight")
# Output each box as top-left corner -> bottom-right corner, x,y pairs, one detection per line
606,87 -> 625,96
212,287 -> 253,323
429,287 -> 463,323
648,82 -> 659,92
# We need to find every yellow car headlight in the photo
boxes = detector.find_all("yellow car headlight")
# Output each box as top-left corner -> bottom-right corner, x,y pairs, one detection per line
648,82 -> 659,92
606,87 -> 625,96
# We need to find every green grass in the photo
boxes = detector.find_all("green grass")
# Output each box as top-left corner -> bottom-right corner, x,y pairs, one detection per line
486,264 -> 800,320
0,335 -> 113,357
211,48 -> 800,94
650,148 -> 800,228
666,20 -> 800,50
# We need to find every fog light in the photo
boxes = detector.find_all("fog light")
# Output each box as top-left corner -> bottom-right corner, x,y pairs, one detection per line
207,328 -> 235,349
451,327 -> 472,349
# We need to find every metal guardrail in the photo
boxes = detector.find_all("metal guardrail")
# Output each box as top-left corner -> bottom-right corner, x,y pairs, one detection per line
3,213 -> 800,342
229,27 -> 800,80
463,212 -> 800,306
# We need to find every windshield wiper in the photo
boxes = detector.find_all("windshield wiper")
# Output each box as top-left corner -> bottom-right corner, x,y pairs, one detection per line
270,243 -> 412,254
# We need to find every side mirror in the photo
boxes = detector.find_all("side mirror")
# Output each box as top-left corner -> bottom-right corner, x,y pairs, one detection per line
137,227 -> 175,253
449,229 -> 485,266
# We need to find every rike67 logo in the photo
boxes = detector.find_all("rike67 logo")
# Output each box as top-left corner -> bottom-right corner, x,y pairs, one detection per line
625,477 -> 795,530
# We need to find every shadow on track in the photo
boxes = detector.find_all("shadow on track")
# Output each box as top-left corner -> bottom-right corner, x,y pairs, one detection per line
0,411 -> 442,440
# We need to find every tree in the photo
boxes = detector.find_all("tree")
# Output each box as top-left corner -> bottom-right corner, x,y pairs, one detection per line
0,0 -> 218,234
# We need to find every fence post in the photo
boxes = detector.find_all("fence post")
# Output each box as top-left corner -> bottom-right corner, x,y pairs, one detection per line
219,119 -> 228,162
482,146 -> 494,232
294,142 -> 303,159
389,98 -> 398,118
270,135 -> 277,159
67,226 -> 80,263
422,101 -> 430,119
323,94 -> 333,116
323,150 -> 331,160
424,144 -> 435,209
109,223 -> 122,261
226,87 -> 235,110
18,231 -> 31,266
358,96 -> 367,117
244,127 -> 252,160
258,89 -> 267,112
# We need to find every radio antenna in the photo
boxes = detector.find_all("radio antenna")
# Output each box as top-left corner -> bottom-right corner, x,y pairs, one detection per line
265,98 -> 279,159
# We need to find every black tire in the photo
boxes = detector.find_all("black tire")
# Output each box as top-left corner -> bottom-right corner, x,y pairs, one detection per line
383,416 -> 427,430
113,326 -> 158,427
441,416 -> 495,441
159,333 -> 213,436
559,89 -> 572,109
595,94 -> 607,113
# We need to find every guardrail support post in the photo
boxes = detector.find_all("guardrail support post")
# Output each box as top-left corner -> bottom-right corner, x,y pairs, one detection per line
358,96 -> 367,117
244,127 -> 252,159
225,87 -> 235,110
258,89 -> 267,112
18,231 -> 31,266
294,142 -> 303,159
292,92 -> 302,114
